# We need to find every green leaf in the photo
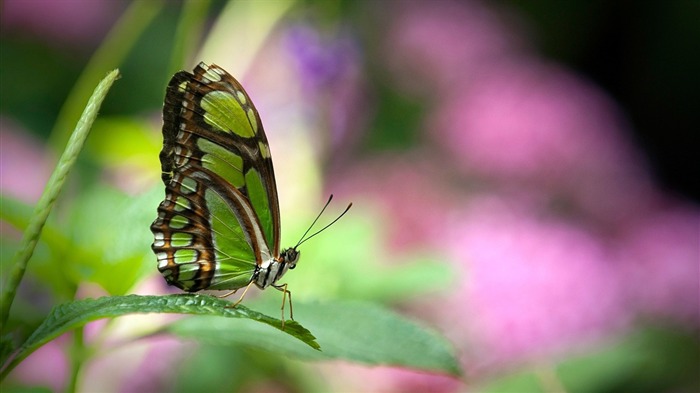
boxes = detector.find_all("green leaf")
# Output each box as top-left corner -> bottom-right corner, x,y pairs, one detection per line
167,299 -> 462,376
0,294 -> 318,380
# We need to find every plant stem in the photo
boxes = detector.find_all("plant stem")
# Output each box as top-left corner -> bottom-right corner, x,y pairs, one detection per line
0,69 -> 121,330
66,327 -> 85,393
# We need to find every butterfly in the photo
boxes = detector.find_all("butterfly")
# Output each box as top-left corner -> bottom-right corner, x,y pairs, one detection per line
150,62 -> 349,323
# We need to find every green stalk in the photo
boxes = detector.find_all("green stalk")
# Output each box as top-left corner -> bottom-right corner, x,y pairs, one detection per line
0,69 -> 121,331
48,0 -> 163,150
167,0 -> 212,77
66,327 -> 85,393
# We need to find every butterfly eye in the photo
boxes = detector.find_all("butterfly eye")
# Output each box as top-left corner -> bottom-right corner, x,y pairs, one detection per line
286,249 -> 300,265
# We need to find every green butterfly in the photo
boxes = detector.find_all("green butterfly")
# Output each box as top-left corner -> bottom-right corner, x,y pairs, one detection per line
150,62 -> 348,322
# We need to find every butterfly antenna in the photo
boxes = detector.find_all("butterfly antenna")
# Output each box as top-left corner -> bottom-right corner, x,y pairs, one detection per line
294,195 -> 333,247
295,195 -> 352,249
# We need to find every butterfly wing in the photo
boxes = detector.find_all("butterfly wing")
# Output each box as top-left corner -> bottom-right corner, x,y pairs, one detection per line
151,62 -> 281,291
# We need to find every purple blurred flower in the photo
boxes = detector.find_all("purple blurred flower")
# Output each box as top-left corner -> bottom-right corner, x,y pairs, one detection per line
442,197 -> 628,369
617,202 -> 700,324
1,0 -> 119,47
0,119 -> 54,202
283,23 -> 365,150
285,24 -> 360,93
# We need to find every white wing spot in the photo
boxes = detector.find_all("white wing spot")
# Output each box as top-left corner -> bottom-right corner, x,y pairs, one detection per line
158,259 -> 170,270
153,232 -> 165,247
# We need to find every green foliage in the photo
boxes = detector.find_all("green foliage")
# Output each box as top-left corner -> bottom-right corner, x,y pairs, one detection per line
2,0 -> 698,391
0,294 -> 319,379
1,185 -> 460,383
0,4 -> 461,389
64,186 -> 158,296
472,325 -> 700,393
1,187 -> 159,300
48,0 -> 164,150
557,325 -> 700,393
363,79 -> 428,152
168,299 -> 461,375
1,69 -> 121,327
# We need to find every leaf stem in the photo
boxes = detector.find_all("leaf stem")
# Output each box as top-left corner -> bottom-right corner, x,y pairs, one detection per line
66,327 -> 85,393
0,69 -> 121,331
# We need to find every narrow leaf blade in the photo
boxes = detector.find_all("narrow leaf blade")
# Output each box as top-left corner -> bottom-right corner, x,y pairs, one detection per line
1,294 -> 318,379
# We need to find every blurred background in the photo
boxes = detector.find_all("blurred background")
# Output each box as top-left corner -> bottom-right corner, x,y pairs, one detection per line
1,0 -> 698,392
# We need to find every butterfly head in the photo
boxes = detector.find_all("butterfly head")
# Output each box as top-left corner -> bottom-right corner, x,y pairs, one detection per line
281,248 -> 300,270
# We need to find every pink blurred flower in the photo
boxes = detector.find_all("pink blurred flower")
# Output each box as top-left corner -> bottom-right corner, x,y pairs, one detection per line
116,337 -> 190,393
9,334 -> 68,391
432,62 -> 655,226
1,0 -> 119,47
386,0 -> 524,93
442,197 -> 628,370
617,202 -> 700,324
329,155 -> 458,252
0,119 -> 54,203
80,334 -> 193,393
316,362 -> 462,393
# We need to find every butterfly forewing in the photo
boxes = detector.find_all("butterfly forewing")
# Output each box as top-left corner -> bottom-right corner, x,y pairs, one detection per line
151,62 -> 282,292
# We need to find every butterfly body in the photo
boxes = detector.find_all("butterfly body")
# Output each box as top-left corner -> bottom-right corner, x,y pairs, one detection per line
150,62 -> 297,296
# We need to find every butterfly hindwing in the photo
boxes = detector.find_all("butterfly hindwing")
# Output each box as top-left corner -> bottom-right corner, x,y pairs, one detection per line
151,62 -> 281,292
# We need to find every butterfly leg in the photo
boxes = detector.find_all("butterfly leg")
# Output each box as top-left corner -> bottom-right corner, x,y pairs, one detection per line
217,288 -> 239,298
224,280 -> 256,308
273,283 -> 293,328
